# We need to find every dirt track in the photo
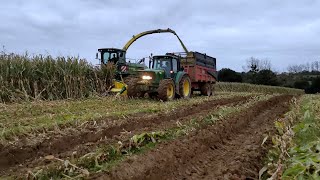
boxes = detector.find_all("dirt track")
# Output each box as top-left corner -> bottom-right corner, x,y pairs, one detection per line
93,95 -> 292,180
0,96 -> 250,175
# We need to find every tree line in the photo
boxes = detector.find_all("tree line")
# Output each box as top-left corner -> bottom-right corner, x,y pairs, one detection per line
218,57 -> 320,94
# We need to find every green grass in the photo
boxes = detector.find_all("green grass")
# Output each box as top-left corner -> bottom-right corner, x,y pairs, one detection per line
0,92 -> 251,143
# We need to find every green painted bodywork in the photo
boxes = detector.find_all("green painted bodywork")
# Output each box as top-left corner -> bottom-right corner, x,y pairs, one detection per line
136,68 -> 187,95
138,69 -> 165,85
127,63 -> 146,75
174,71 -> 187,85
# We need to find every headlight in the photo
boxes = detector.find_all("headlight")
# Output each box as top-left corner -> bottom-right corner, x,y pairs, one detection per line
142,75 -> 152,80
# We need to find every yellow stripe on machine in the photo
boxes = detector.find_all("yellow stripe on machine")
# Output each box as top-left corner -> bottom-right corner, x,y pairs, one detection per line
111,80 -> 127,95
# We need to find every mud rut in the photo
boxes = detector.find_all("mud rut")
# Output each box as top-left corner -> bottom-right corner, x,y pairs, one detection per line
0,96 -> 250,175
92,95 -> 293,180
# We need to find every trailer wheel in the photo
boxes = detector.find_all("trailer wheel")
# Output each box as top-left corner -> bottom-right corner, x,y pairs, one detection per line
200,83 -> 212,96
179,75 -> 191,98
211,83 -> 216,96
158,79 -> 175,101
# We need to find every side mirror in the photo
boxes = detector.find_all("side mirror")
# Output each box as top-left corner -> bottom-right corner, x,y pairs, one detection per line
95,53 -> 99,59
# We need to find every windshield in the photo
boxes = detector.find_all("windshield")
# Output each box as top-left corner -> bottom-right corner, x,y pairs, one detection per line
101,51 -> 125,64
152,57 -> 172,70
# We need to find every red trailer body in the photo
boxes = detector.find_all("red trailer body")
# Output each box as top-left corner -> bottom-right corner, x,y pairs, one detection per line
167,51 -> 217,95
182,65 -> 216,89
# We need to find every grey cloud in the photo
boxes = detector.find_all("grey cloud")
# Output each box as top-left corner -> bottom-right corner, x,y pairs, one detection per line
0,0 -> 320,71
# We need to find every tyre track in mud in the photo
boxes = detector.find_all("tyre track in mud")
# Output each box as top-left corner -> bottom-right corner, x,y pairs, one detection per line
96,95 -> 293,180
0,96 -> 250,174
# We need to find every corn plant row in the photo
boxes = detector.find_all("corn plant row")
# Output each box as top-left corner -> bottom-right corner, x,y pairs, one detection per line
23,94 -> 271,179
216,82 -> 304,95
262,95 -> 320,179
0,52 -> 303,103
0,52 -> 115,103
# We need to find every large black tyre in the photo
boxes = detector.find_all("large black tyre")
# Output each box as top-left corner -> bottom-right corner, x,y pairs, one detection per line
158,79 -> 175,101
126,77 -> 143,98
179,75 -> 192,99
200,83 -> 212,96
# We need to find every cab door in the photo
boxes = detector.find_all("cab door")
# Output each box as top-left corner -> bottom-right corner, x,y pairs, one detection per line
171,58 -> 178,79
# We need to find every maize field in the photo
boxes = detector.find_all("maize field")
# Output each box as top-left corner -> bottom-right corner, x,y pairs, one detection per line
0,53 -> 316,180
0,53 -> 303,103
0,53 -> 115,103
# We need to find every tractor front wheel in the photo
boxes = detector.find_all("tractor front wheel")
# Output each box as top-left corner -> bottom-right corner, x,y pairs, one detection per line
127,77 -> 144,98
158,79 -> 175,101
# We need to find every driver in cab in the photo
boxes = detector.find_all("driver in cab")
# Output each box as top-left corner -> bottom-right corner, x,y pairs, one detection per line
110,54 -> 118,63
162,61 -> 171,75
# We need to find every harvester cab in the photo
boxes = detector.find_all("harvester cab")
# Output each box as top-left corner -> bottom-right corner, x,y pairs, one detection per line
97,48 -> 128,75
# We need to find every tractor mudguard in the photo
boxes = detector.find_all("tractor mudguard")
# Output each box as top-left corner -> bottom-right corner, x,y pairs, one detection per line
207,71 -> 218,80
174,71 -> 188,95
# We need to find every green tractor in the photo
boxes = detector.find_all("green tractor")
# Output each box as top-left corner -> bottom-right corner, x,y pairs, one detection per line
96,28 -> 189,96
127,54 -> 192,101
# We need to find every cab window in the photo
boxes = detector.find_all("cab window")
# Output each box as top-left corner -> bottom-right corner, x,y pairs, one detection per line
172,58 -> 178,72
103,52 -> 110,64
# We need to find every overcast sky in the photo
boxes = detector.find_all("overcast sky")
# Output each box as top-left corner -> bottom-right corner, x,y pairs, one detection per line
1,0 -> 319,71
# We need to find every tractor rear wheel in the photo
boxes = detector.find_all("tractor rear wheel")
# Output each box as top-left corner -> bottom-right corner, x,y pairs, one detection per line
127,77 -> 143,98
200,83 -> 212,96
158,79 -> 175,101
179,75 -> 191,98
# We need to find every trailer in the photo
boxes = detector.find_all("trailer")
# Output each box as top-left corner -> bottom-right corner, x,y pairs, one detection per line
167,52 -> 217,96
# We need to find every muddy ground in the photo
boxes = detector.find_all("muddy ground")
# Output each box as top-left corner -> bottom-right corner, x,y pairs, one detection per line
0,95 -> 251,176
92,95 -> 293,180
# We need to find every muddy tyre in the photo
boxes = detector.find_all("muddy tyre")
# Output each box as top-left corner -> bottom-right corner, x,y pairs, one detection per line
158,79 -> 175,101
179,75 -> 192,98
126,77 -> 142,98
200,83 -> 212,96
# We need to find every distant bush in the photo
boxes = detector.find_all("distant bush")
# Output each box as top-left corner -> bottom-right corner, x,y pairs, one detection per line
255,69 -> 279,86
218,68 -> 242,82
304,76 -> 320,94
293,80 -> 310,90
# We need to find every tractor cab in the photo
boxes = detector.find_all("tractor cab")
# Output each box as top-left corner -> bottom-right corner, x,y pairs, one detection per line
149,54 -> 182,78
97,48 -> 126,65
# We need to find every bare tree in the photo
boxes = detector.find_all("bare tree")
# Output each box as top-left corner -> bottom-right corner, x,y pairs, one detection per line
288,60 -> 320,73
312,61 -> 320,71
243,57 -> 271,72
287,64 -> 303,73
